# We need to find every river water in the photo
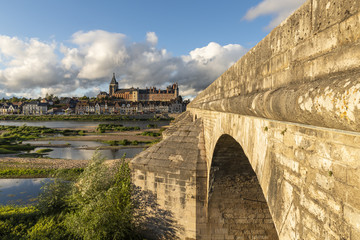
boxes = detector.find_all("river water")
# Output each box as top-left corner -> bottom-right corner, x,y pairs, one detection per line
1,120 -> 169,160
23,140 -> 144,160
0,120 -> 168,205
0,178 -> 52,205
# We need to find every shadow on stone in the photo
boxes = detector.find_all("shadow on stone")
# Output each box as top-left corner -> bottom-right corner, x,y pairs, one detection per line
133,186 -> 182,240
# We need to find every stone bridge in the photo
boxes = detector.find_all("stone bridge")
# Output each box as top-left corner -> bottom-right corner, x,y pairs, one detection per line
130,0 -> 360,239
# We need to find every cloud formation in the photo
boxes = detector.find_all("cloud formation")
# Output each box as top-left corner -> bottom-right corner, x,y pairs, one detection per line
244,0 -> 306,29
0,31 -> 246,99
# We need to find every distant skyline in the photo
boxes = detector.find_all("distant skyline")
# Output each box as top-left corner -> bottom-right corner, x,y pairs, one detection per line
0,0 -> 306,99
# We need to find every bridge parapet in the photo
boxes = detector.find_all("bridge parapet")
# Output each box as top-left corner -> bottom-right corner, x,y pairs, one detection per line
190,0 -> 360,132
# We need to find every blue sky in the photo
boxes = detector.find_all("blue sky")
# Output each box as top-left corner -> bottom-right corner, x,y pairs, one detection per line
0,0 -> 305,99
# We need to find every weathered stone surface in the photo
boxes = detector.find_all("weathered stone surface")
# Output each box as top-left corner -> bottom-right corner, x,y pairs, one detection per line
130,112 -> 207,239
130,0 -> 360,239
189,0 -> 360,133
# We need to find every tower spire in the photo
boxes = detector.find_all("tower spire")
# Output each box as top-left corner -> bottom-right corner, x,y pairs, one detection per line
109,73 -> 118,96
110,73 -> 117,84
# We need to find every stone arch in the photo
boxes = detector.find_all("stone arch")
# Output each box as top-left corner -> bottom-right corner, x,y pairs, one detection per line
205,134 -> 278,239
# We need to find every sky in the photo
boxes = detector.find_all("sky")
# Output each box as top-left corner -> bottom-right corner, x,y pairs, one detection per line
0,0 -> 306,99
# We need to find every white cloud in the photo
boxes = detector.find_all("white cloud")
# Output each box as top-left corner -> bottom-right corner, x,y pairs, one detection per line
0,31 -> 247,99
244,0 -> 306,29
146,32 -> 158,46
0,36 -> 65,91
178,42 -> 246,95
63,30 -> 128,79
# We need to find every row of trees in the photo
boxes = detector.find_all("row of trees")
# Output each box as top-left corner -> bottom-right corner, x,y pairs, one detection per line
0,94 -> 93,104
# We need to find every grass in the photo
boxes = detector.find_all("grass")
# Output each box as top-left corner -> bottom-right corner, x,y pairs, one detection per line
17,153 -> 46,158
35,148 -> 53,154
102,139 -> 135,146
0,168 -> 84,178
0,148 -> 17,154
0,114 -> 173,122
0,205 -> 41,239
0,169 -> 55,178
96,124 -> 140,133
100,139 -> 160,146
0,125 -> 86,155
140,131 -> 161,137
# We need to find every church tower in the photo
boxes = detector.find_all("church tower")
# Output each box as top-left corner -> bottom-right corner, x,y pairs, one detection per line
173,83 -> 179,98
109,73 -> 118,96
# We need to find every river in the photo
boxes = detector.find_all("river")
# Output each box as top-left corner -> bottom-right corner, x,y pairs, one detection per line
0,178 -> 52,205
0,120 -> 167,205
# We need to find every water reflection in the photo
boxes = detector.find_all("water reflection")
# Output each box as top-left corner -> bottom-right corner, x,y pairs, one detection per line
24,140 -> 144,160
23,140 -> 107,148
0,178 -> 52,205
35,147 -> 143,160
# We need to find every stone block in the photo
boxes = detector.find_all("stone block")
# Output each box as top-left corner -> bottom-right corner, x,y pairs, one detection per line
308,155 -> 333,173
331,163 -> 347,183
339,11 -> 360,45
347,167 -> 360,187
275,152 -> 300,173
300,194 -> 326,222
308,185 -> 342,216
344,204 -> 360,230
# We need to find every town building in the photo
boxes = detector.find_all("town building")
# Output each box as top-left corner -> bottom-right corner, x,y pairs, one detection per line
22,102 -> 48,115
100,73 -> 179,102
0,103 -> 21,114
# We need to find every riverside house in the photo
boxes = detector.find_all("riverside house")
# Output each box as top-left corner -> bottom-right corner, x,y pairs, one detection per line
0,103 -> 21,115
22,102 -> 48,115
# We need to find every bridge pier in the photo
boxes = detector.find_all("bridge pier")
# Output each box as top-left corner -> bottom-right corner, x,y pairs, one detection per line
130,112 -> 208,239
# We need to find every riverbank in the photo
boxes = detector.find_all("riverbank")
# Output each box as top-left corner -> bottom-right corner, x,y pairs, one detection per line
0,157 -> 127,178
0,113 -> 178,122
0,120 -> 166,177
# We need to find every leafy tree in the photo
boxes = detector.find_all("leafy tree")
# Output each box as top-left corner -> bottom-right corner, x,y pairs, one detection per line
79,95 -> 89,100
63,152 -> 141,239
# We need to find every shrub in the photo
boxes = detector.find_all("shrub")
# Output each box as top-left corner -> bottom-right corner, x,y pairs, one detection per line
141,131 -> 161,137
64,152 -> 140,239
37,179 -> 73,215
27,216 -> 75,240
36,148 -> 53,154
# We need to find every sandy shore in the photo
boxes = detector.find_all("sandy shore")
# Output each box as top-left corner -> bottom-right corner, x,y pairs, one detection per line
0,157 -> 90,169
0,156 -> 129,170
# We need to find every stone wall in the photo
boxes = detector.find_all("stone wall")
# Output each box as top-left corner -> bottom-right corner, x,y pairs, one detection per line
188,108 -> 360,239
189,0 -> 360,132
203,134 -> 278,239
130,112 -> 208,239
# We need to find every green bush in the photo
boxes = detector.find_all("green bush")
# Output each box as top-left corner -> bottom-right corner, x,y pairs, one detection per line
64,153 -> 139,239
0,205 -> 40,239
27,216 -> 75,240
36,148 -> 53,154
97,124 -> 140,133
0,152 -> 178,239
0,147 -> 17,154
141,131 -> 161,137
37,179 -> 73,215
